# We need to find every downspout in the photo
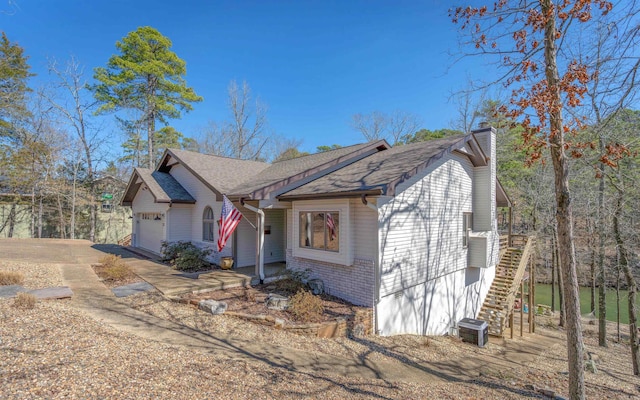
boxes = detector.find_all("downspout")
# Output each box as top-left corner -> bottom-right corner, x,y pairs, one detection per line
241,199 -> 265,283
361,194 -> 378,212
166,200 -> 172,243
362,194 -> 380,335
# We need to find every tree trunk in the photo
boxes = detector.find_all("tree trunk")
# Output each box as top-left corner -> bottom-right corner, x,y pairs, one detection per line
554,225 -> 565,326
7,202 -> 16,238
147,114 -> 154,168
30,186 -> 35,238
591,254 -> 596,313
551,235 -> 556,312
613,189 -> 639,375
598,137 -> 607,347
56,193 -> 66,239
588,219 -> 596,313
71,162 -> 77,240
89,199 -> 96,242
542,1 -> 585,397
146,75 -> 157,169
616,258 -> 621,343
37,195 -> 43,238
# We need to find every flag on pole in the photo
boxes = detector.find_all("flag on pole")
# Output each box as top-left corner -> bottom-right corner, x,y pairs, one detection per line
218,195 -> 242,252
326,212 -> 336,240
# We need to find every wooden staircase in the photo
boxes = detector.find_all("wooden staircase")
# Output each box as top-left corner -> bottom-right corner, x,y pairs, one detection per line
118,233 -> 132,246
478,237 -> 534,337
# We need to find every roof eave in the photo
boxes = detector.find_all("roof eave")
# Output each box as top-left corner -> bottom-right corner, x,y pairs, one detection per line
277,188 -> 384,201
496,178 -> 512,208
157,199 -> 196,204
160,149 -> 224,201
120,169 -> 145,207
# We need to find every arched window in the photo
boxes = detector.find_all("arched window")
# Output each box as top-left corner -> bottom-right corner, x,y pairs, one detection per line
203,206 -> 215,242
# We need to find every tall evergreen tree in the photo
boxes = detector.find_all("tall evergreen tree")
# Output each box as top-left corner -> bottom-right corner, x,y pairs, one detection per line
0,31 -> 33,140
92,26 -> 202,168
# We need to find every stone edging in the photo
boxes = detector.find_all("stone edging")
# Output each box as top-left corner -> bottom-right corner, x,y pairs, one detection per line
173,297 -> 352,338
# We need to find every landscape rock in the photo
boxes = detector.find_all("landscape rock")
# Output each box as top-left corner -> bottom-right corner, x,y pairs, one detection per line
0,285 -> 26,298
585,359 -> 598,373
112,282 -> 155,298
266,294 -> 289,310
307,279 -> 324,295
351,323 -> 366,338
538,387 -> 556,398
28,286 -> 73,299
198,299 -> 227,315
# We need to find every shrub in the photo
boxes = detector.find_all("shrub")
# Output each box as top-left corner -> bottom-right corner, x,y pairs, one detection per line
0,271 -> 24,286
288,289 -> 324,323
13,292 -> 37,309
244,288 -> 256,302
275,268 -> 310,295
98,254 -> 134,281
161,241 -> 212,271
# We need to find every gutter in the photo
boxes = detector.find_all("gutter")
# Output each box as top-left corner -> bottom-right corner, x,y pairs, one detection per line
240,199 -> 265,283
277,188 -> 383,202
362,194 -> 380,335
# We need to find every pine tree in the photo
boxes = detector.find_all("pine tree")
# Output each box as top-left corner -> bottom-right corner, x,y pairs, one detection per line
92,26 -> 202,168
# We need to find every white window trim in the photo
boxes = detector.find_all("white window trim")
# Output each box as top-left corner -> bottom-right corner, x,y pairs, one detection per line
292,199 -> 351,266
202,206 -> 215,242
462,212 -> 473,248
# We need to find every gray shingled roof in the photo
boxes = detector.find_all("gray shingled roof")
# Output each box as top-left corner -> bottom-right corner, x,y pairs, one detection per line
278,134 -> 469,199
121,168 -> 195,205
163,149 -> 270,195
229,141 -> 389,198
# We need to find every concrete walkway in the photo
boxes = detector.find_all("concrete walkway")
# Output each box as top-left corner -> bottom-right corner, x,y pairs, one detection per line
0,238 -> 565,385
92,244 -> 254,297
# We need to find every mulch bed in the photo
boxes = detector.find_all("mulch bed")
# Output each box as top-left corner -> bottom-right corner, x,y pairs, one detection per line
183,284 -> 369,324
92,264 -> 144,289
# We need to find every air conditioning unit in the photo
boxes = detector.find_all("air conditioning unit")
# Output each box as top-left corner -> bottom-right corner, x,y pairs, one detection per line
458,318 -> 488,347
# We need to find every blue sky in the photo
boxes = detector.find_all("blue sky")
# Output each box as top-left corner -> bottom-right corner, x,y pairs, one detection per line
2,0 -> 494,154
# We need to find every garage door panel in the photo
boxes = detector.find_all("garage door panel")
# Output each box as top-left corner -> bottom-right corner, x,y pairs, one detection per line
138,213 -> 164,254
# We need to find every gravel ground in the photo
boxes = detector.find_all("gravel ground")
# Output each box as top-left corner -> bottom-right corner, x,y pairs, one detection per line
1,261 -> 639,399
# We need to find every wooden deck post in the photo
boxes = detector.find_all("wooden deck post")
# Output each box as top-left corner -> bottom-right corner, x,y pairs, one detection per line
530,256 -> 535,333
508,207 -> 513,247
520,280 -> 524,336
510,312 -> 514,339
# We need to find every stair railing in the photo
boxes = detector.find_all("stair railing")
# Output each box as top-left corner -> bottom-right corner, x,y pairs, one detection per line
501,236 -> 535,327
118,233 -> 132,246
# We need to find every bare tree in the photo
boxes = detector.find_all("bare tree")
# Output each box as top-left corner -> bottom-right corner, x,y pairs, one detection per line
266,135 -> 305,162
45,57 -> 102,242
451,2 -> 618,398
226,80 -> 268,160
351,111 -> 388,142
387,111 -> 422,145
351,110 -> 421,144
573,1 -> 640,347
200,80 -> 269,160
451,86 -> 487,133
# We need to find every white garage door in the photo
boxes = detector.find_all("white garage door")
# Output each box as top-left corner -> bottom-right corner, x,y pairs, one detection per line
138,213 -> 164,254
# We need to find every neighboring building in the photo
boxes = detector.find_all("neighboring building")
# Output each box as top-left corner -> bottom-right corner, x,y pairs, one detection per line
0,175 -> 132,243
121,127 -> 509,335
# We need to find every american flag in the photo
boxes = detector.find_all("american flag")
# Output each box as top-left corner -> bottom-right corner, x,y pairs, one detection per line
217,196 -> 242,252
326,212 -> 336,241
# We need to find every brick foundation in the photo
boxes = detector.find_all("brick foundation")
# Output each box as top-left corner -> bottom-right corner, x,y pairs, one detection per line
286,249 -> 375,307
